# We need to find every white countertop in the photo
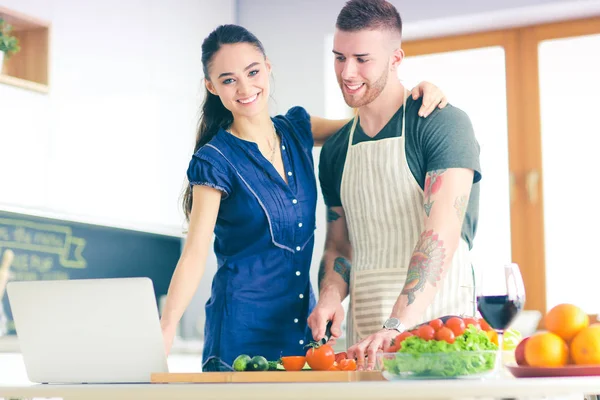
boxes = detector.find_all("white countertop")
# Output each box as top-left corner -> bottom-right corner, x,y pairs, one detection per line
1,346 -> 599,400
0,376 -> 598,400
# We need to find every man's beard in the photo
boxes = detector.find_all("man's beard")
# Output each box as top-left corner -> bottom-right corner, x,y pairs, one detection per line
339,68 -> 388,108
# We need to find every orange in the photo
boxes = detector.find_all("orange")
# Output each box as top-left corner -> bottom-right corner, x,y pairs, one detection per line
545,304 -> 589,342
525,332 -> 569,367
570,324 -> 600,365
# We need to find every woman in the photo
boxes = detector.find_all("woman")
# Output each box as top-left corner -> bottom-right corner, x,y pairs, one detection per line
159,24 -> 447,371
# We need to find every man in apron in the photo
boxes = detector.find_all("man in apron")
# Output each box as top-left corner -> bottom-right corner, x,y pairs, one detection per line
307,0 -> 481,371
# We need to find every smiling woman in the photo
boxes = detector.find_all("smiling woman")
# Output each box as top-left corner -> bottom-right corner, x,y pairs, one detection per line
157,23 -> 447,372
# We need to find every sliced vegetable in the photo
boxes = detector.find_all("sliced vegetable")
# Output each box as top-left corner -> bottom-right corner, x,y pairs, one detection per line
280,356 -> 306,371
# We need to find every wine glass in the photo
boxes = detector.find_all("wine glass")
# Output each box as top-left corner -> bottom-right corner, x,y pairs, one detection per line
476,263 -> 526,376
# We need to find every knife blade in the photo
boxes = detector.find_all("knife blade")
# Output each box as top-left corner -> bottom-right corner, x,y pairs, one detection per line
318,320 -> 333,346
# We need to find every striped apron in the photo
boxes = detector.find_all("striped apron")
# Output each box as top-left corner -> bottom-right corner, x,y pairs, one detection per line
341,92 -> 475,346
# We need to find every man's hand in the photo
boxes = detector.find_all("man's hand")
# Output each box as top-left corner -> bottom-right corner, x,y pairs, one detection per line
347,329 -> 398,371
411,81 -> 448,118
307,292 -> 345,345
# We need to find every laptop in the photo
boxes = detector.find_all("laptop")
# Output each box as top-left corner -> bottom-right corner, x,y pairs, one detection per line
7,277 -> 169,383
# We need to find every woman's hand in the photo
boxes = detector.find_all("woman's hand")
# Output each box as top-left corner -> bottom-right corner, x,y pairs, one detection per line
411,81 -> 449,118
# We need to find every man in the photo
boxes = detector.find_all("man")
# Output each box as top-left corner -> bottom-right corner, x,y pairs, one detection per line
307,0 -> 481,371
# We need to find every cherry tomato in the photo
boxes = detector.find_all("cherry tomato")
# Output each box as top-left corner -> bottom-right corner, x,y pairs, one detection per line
388,331 -> 414,352
305,343 -> 335,371
463,317 -> 480,330
434,326 -> 456,344
280,356 -> 306,371
417,324 -> 436,341
429,319 -> 444,331
445,317 -> 466,337
479,318 -> 493,331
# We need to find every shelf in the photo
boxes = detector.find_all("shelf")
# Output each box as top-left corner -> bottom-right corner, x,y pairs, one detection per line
0,73 -> 48,93
0,6 -> 50,93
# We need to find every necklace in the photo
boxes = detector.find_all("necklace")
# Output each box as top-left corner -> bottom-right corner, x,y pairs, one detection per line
267,123 -> 278,163
228,122 -> 278,163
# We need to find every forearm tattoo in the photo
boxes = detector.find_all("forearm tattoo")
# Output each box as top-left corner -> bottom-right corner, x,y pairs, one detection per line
423,169 -> 447,217
333,257 -> 351,286
401,230 -> 446,305
327,208 -> 341,223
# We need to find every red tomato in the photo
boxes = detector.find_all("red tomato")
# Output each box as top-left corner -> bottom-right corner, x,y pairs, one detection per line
417,324 -> 436,341
434,326 -> 456,344
388,331 -> 414,352
339,358 -> 357,371
334,352 -> 348,364
305,344 -> 335,371
280,356 -> 306,371
429,319 -> 444,331
479,318 -> 493,331
463,317 -> 480,330
445,317 -> 466,337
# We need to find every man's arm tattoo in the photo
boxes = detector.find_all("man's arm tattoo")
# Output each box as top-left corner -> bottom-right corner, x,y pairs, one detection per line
423,169 -> 447,217
333,257 -> 351,286
454,195 -> 468,223
401,230 -> 446,305
327,208 -> 341,223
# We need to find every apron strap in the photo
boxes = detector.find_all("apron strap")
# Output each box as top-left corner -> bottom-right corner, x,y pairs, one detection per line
345,89 -> 408,158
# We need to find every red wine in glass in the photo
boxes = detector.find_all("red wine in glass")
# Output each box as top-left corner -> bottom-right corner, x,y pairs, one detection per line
477,295 -> 524,331
476,263 -> 526,377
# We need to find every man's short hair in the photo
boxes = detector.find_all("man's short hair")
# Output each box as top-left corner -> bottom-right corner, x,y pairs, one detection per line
336,0 -> 402,37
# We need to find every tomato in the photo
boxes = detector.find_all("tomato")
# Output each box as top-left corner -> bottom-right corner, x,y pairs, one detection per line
280,356 -> 306,371
479,317 -> 493,331
429,319 -> 444,331
305,343 -> 335,371
328,362 -> 341,371
445,317 -> 466,337
434,326 -> 456,344
388,331 -> 413,352
417,324 -> 436,341
463,317 -> 480,330
334,352 -> 348,364
339,358 -> 357,371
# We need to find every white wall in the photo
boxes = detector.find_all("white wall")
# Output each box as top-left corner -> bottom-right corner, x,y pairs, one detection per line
0,0 -> 236,236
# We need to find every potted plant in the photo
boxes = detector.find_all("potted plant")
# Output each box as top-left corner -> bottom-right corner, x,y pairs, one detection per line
0,18 -> 21,73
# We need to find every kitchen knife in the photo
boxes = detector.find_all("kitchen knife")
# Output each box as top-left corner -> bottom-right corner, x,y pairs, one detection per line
318,320 -> 333,346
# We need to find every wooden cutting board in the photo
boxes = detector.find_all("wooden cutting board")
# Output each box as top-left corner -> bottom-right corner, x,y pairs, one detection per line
151,370 -> 384,383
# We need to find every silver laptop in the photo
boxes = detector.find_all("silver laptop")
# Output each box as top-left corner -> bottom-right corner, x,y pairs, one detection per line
7,277 -> 169,383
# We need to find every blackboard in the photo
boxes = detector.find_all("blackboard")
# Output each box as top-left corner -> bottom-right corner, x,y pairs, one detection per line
0,210 -> 181,335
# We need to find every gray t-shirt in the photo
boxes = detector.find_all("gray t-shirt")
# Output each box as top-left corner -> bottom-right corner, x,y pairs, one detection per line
319,97 -> 481,249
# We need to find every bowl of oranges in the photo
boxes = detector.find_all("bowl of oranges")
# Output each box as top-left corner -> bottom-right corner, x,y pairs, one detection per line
507,303 -> 600,377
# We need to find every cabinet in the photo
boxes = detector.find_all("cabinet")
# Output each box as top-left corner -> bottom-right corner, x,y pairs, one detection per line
0,6 -> 49,93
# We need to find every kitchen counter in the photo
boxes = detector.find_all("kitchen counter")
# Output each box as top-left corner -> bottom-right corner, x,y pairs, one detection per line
0,376 -> 599,400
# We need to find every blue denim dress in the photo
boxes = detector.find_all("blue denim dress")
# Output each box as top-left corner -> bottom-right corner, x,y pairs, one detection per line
186,107 -> 317,371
